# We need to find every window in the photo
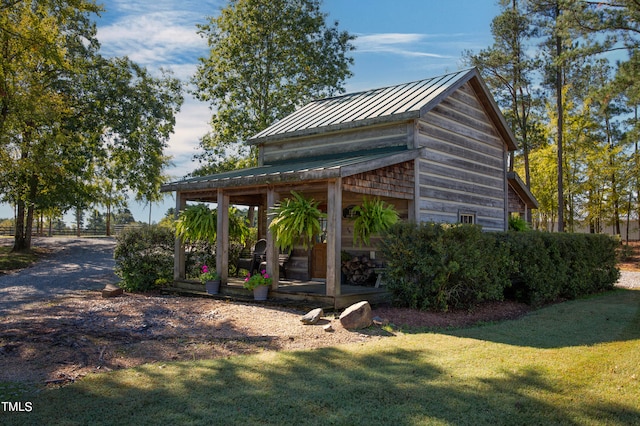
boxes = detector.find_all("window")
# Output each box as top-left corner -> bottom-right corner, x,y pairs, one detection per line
459,213 -> 475,225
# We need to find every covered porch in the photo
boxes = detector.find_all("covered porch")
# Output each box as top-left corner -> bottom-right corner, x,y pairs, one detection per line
161,148 -> 419,309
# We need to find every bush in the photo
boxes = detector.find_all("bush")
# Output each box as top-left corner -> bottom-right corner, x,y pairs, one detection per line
380,222 -> 620,311
506,232 -> 619,306
379,222 -> 511,311
114,225 -> 175,292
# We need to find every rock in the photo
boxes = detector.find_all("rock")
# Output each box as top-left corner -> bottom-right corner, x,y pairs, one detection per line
323,323 -> 334,332
339,301 -> 373,330
372,316 -> 389,326
301,308 -> 324,325
102,283 -> 123,298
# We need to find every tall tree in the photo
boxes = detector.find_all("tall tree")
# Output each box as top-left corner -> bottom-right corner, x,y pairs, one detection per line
192,0 -> 355,173
0,2 -> 183,251
465,0 -> 542,194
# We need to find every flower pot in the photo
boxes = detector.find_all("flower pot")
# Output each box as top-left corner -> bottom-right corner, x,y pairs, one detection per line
253,285 -> 269,301
205,280 -> 220,295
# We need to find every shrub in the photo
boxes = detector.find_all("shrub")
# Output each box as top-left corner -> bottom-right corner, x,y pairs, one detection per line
379,222 -> 511,311
380,222 -> 620,311
505,232 -> 619,306
114,225 -> 175,292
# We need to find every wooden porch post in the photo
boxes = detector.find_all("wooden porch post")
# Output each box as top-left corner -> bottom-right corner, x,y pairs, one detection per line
266,187 -> 279,290
326,178 -> 342,297
216,189 -> 229,284
174,192 -> 186,280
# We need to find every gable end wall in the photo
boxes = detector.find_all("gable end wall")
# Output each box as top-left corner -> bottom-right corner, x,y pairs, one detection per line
416,83 -> 507,231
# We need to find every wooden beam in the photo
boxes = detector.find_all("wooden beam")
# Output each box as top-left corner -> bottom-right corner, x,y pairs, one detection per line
326,178 -> 342,298
266,187 -> 279,290
174,192 -> 187,280
216,189 -> 230,284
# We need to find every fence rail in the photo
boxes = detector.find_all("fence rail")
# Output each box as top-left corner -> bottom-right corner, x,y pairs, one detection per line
0,224 -> 141,237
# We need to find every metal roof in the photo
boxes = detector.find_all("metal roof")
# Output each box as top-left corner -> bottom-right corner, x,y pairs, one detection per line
250,68 -> 478,143
161,147 -> 420,192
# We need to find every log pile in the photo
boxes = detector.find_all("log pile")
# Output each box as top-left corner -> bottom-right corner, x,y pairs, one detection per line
341,255 -> 376,286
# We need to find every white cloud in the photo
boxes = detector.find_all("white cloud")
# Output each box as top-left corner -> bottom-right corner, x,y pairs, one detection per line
354,33 -> 454,59
97,11 -> 206,68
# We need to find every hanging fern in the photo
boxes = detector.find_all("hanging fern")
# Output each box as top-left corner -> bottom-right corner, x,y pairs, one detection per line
175,204 -> 217,244
175,204 -> 250,245
351,197 -> 399,246
268,191 -> 326,251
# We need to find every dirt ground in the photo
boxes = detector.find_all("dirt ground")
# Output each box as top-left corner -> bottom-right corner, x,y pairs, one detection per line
0,290 -> 531,386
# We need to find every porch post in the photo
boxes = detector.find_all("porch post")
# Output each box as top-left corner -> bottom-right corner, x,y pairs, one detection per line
174,192 -> 186,280
326,178 -> 342,297
216,189 -> 229,284
266,187 -> 279,290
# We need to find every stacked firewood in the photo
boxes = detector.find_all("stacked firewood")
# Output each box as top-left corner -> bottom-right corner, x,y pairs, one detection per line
341,255 -> 376,285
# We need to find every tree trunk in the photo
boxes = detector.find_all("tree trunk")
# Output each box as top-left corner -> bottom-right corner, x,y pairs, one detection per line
555,14 -> 564,233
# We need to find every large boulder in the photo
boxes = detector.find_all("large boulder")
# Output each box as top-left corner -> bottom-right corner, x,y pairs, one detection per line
339,301 -> 373,330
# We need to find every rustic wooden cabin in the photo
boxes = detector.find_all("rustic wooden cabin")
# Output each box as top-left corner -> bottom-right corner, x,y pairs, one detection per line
161,68 -> 537,308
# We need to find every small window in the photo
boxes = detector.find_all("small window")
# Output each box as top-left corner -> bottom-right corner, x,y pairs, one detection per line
459,213 -> 475,225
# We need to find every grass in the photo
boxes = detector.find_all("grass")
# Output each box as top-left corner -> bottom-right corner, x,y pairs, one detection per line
2,289 -> 639,425
0,245 -> 43,272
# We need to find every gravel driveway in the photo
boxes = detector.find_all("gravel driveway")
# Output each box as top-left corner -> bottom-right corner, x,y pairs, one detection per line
0,237 -> 118,315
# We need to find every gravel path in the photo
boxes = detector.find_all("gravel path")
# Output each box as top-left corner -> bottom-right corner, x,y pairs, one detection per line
0,237 -> 118,315
616,270 -> 640,289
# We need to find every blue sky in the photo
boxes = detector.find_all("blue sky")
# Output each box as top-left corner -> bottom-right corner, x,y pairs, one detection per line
0,0 -> 502,224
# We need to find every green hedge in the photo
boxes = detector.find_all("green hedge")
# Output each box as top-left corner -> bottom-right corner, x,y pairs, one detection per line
506,231 -> 619,306
379,223 -> 511,311
114,225 -> 175,292
380,223 -> 620,311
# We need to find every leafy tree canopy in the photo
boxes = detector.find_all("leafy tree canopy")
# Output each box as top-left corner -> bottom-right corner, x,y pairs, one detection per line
191,0 -> 355,173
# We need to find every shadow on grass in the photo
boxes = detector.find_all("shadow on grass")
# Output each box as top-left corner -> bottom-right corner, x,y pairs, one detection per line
5,344 -> 638,425
440,289 -> 640,349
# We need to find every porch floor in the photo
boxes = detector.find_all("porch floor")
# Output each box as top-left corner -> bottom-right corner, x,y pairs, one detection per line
163,278 -> 390,310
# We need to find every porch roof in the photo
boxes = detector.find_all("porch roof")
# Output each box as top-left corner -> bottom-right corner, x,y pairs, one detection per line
161,147 -> 420,193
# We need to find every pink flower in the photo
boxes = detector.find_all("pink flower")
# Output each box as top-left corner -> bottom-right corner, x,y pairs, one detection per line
202,265 -> 209,273
263,274 -> 269,279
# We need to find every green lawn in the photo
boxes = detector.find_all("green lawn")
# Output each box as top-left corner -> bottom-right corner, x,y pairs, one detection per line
0,245 -> 41,272
2,289 -> 639,425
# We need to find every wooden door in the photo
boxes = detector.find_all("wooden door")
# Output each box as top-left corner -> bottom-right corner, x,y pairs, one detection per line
311,243 -> 327,279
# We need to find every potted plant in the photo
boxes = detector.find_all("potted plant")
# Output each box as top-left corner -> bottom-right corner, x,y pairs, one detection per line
351,197 -> 399,246
243,269 -> 272,300
268,191 -> 325,251
200,264 -> 220,294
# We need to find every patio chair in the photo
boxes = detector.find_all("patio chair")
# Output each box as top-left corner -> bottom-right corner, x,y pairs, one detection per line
237,239 -> 267,275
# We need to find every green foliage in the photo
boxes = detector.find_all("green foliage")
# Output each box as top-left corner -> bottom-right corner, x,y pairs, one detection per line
243,269 -> 273,290
508,215 -> 530,231
114,225 -> 174,292
192,0 -> 355,165
351,198 -> 399,246
379,222 -> 511,311
506,231 -> 620,306
175,204 -> 250,245
175,204 -> 217,244
380,222 -> 619,311
268,191 -> 325,251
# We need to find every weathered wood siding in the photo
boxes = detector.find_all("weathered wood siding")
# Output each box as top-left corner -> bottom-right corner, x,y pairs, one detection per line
261,123 -> 411,164
416,83 -> 507,231
343,161 -> 414,200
